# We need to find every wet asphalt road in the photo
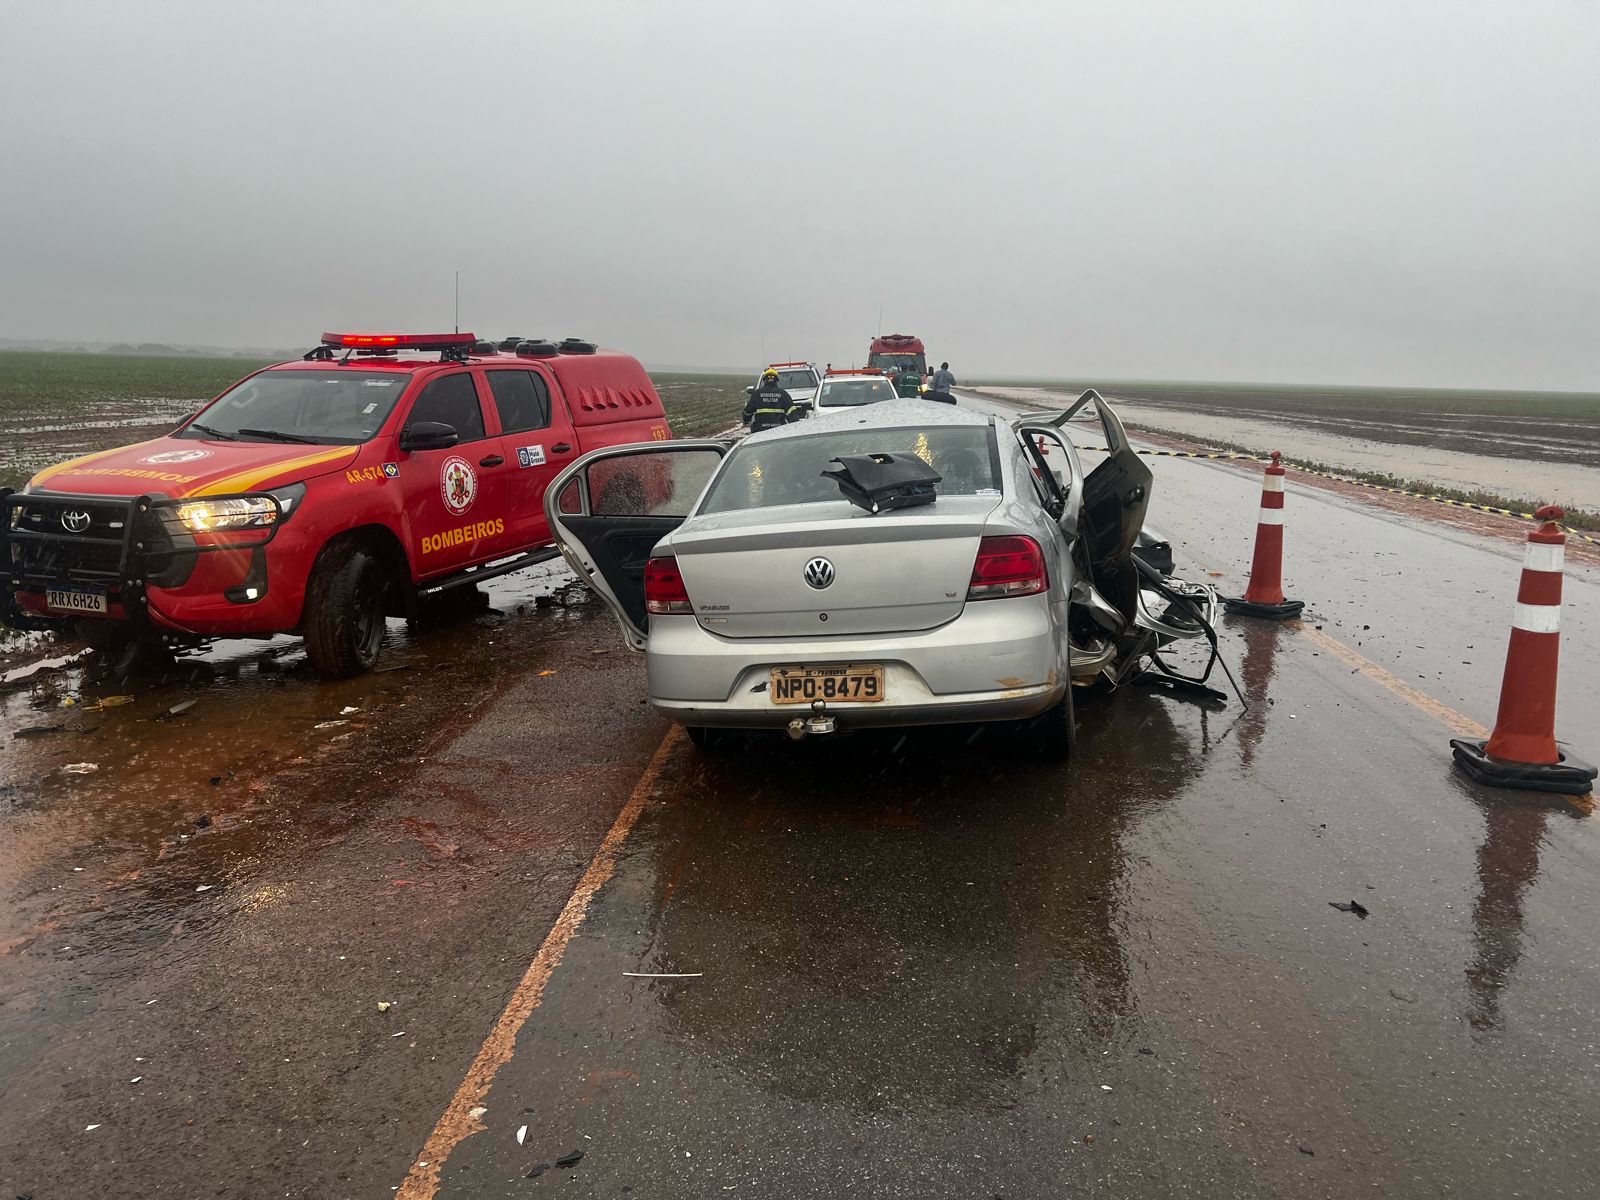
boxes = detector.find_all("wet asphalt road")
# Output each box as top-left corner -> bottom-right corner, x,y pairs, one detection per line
3,398 -> 1598,1198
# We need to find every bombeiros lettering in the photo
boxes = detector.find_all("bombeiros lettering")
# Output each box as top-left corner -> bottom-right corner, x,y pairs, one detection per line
420,518 -> 505,555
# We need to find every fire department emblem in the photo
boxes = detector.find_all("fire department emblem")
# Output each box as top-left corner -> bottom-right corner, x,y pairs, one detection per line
140,448 -> 211,465
440,456 -> 477,515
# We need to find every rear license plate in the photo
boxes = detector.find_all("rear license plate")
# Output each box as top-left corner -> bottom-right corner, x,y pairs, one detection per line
45,585 -> 108,615
770,664 -> 885,704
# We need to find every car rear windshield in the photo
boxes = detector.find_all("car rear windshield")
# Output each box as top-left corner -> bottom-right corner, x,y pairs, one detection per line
178,371 -> 412,444
772,370 -> 816,389
817,377 -> 896,406
700,425 -> 1000,514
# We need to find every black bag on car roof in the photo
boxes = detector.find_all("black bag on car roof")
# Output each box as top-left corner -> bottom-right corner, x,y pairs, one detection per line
821,452 -> 941,514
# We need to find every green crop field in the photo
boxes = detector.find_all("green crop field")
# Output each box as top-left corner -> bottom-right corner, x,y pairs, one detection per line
0,350 -> 275,419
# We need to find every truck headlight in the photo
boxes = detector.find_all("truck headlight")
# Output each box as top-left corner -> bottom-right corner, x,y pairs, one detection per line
174,483 -> 305,532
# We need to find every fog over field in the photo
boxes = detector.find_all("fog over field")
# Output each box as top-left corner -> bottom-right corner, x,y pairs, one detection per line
2,0 -> 1597,389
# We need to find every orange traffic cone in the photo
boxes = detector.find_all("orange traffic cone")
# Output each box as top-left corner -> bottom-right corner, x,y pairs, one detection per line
1452,506 -> 1596,795
1223,450 -> 1304,619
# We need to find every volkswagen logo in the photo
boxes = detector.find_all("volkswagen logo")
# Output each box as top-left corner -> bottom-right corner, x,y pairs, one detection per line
803,557 -> 835,590
61,510 -> 92,533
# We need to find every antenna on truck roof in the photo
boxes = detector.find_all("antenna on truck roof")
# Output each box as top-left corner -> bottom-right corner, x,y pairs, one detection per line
453,270 -> 460,334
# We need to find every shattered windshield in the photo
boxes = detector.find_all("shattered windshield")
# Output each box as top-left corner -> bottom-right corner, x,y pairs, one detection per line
700,425 -> 1000,513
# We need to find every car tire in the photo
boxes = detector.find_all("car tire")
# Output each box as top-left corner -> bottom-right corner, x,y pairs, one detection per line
685,725 -> 727,751
1020,686 -> 1075,762
303,541 -> 390,679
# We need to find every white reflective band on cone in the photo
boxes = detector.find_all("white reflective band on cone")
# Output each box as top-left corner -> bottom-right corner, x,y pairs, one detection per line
1257,509 -> 1284,525
1512,602 -> 1562,634
1524,543 -> 1565,574
1262,475 -> 1285,492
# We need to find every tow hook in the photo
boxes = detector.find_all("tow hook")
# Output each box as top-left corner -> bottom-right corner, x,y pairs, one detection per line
787,700 -> 837,740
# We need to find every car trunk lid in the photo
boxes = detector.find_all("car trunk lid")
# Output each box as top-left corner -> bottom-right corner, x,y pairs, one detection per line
673,495 -> 1003,638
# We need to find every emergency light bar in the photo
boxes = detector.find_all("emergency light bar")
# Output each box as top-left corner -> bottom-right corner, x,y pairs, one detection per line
824,367 -> 887,377
767,360 -> 811,368
320,332 -> 478,350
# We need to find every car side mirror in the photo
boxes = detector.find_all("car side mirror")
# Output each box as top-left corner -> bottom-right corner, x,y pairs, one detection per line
400,421 -> 459,452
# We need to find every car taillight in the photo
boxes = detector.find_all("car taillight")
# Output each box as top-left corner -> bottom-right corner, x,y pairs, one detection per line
644,555 -> 692,614
968,535 -> 1048,600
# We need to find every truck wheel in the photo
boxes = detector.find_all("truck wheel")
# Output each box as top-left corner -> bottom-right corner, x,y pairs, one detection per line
1020,686 -> 1075,762
77,619 -> 133,655
303,541 -> 390,678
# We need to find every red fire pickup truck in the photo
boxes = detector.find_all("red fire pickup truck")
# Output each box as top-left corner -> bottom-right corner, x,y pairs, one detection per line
2,333 -> 673,676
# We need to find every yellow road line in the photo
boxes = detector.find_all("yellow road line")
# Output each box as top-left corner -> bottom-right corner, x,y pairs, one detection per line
1292,622 -> 1488,740
396,725 -> 683,1199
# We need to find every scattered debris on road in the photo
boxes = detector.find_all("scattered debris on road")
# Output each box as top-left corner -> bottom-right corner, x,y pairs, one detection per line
13,724 -> 64,738
61,762 -> 98,774
154,699 -> 196,720
1329,900 -> 1370,919
556,1149 -> 585,1168
377,1001 -> 393,1012
516,1124 -> 528,1145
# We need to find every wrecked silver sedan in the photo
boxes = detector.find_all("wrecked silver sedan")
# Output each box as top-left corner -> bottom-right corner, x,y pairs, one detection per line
545,393 -> 1222,758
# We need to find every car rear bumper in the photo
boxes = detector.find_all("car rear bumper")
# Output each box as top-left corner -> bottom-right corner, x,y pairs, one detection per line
645,595 -> 1068,730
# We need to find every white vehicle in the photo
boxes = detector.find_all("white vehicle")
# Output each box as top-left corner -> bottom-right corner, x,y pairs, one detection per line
545,392 -> 1228,759
748,362 -> 820,413
812,370 -> 898,414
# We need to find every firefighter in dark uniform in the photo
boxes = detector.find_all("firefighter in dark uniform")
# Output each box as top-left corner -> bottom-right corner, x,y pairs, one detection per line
743,368 -> 800,432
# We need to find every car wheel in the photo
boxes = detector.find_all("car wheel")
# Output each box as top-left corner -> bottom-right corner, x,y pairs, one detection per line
685,725 -> 727,751
303,541 -> 390,679
1020,686 -> 1075,762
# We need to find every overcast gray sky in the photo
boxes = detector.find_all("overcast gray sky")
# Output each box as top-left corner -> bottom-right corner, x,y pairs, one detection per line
2,0 -> 1597,388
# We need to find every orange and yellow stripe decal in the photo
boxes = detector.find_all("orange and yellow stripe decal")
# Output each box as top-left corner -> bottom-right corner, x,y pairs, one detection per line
186,446 -> 358,496
29,442 -> 163,487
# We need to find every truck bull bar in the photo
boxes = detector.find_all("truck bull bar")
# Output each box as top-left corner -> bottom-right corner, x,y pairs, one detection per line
0,487 -> 286,633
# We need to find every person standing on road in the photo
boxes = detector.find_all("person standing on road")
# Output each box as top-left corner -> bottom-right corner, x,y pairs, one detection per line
743,368 -> 800,432
895,363 -> 921,398
928,361 -> 957,403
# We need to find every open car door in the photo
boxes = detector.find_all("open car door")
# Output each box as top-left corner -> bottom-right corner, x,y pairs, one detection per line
1049,390 -> 1152,621
544,441 -> 729,650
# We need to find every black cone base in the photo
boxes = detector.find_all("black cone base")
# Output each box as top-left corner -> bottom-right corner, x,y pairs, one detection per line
1450,738 -> 1597,796
1222,596 -> 1305,620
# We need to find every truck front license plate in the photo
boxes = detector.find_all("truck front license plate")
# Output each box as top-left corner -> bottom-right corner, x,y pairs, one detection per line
45,585 -> 108,615
770,664 -> 885,704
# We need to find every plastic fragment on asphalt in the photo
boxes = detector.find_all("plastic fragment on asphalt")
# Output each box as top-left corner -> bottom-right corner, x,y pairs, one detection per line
516,1125 -> 528,1145
392,1031 -> 407,1037
195,885 -> 214,892
1330,900 -> 1370,918
377,1001 -> 393,1012
468,1105 -> 487,1120
155,699 -> 196,721
130,1077 -> 141,1084
85,1124 -> 100,1131
340,706 -> 360,715
314,720 -> 348,729
62,762 -> 99,774
623,972 -> 703,978
1100,1085 -> 1113,1091
14,724 -> 65,737
556,1149 -> 585,1168
526,1163 -> 549,1178
537,669 -> 557,677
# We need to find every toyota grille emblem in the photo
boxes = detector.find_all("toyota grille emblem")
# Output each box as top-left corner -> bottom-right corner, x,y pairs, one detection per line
61,510 -> 92,533
803,557 -> 835,590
